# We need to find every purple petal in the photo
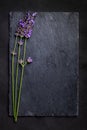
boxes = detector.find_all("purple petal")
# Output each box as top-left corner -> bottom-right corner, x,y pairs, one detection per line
32,12 -> 37,17
31,19 -> 35,25
27,57 -> 32,63
19,22 -> 25,27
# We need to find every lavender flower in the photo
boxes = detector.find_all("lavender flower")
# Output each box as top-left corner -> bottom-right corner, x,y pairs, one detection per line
15,12 -> 37,38
27,57 -> 32,63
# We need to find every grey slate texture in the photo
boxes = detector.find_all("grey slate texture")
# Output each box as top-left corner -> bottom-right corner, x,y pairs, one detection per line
9,12 -> 79,116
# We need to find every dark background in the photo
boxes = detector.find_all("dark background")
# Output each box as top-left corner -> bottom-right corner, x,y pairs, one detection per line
0,0 -> 87,130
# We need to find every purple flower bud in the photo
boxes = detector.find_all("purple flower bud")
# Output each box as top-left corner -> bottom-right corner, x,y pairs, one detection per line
20,22 -> 25,27
27,12 -> 30,17
18,59 -> 24,64
31,19 -> 35,25
27,34 -> 31,38
19,19 -> 22,22
18,40 -> 23,46
25,33 -> 30,38
25,29 -> 32,38
28,29 -> 32,34
27,57 -> 32,63
32,12 -> 37,17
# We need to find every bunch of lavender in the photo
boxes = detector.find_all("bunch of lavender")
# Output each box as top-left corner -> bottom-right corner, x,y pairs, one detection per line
11,12 -> 37,122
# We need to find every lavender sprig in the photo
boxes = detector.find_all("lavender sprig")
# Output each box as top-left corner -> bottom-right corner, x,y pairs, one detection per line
11,12 -> 37,122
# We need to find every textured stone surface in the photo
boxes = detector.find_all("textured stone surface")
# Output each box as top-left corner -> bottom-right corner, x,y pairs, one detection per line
9,12 -> 79,116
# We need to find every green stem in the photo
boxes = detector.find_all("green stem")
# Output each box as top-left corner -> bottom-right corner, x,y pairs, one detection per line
14,41 -> 21,119
15,38 -> 26,122
12,55 -> 15,116
11,36 -> 17,117
15,66 -> 24,122
23,38 -> 26,61
14,36 -> 17,51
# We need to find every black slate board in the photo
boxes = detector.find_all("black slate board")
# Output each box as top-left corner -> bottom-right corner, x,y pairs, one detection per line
9,12 -> 79,116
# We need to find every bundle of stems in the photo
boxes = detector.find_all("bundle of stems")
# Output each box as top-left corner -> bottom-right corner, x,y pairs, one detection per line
11,12 -> 37,122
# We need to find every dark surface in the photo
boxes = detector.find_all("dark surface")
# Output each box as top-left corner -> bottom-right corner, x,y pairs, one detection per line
9,12 -> 79,116
0,0 -> 87,130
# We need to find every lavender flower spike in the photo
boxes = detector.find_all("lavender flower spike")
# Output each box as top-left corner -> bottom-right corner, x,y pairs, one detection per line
15,12 -> 37,38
